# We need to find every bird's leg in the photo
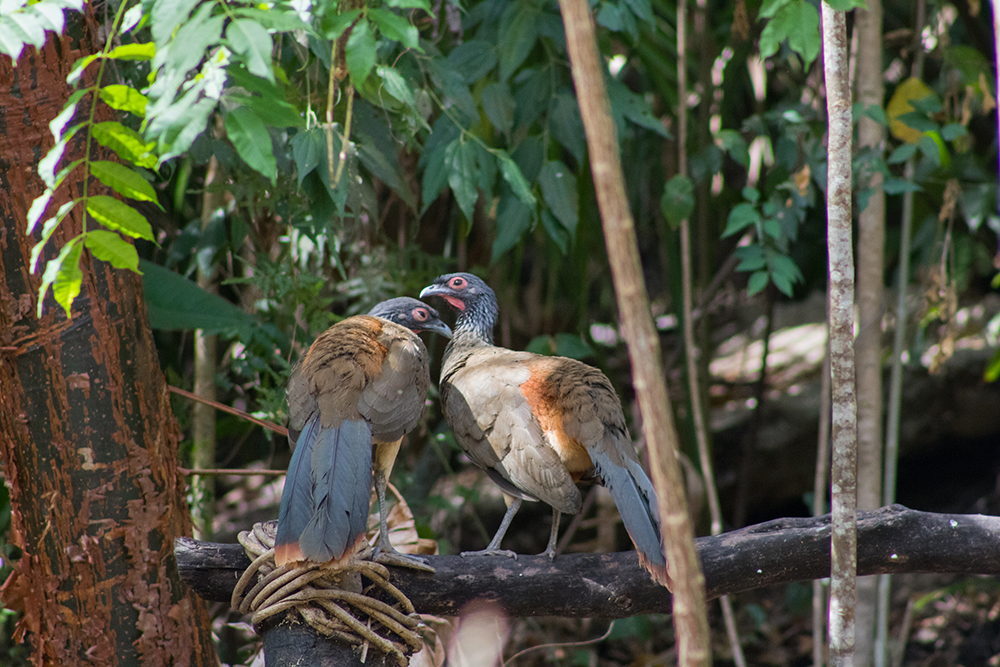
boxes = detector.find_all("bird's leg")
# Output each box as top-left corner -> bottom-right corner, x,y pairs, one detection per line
539,509 -> 561,560
370,451 -> 435,573
461,495 -> 520,559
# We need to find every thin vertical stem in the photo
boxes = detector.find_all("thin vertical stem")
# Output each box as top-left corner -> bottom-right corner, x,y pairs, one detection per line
821,4 -> 858,666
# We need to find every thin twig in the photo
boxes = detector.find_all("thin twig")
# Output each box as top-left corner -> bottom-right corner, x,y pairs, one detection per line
167,385 -> 288,436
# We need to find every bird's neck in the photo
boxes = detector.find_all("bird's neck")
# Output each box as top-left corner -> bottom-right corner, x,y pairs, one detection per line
442,298 -> 496,364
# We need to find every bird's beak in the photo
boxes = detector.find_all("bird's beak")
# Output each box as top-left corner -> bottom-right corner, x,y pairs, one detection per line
425,320 -> 453,339
419,284 -> 442,299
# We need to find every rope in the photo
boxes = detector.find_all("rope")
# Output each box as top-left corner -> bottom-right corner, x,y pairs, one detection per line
231,522 -> 424,666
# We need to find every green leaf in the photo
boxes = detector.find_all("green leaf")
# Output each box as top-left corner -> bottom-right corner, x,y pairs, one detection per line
164,3 -> 224,76
49,88 -> 87,141
376,65 -> 416,107
985,347 -> 1000,382
723,202 -> 761,237
482,82 -> 515,137
384,0 -> 432,10
232,7 -> 310,32
446,139 -> 479,221
224,106 -> 277,182
27,189 -> 54,235
107,42 -> 156,61
717,129 -> 750,168
31,200 -> 77,271
917,134 -> 942,167
492,194 -> 534,262
888,143 -> 918,164
447,40 -> 497,83
883,178 -> 922,195
498,1 -> 540,80
497,151 -> 536,206
150,0 -> 202,48
896,111 -> 938,134
38,235 -> 84,318
291,128 -> 326,185
369,8 -> 420,50
539,161 -> 578,238
823,0 -> 866,9
358,142 -> 417,211
85,230 -> 140,271
941,123 -> 968,141
140,260 -> 258,332
734,245 -> 766,271
759,0 -> 820,68
345,17 -> 376,86
38,137 -> 69,188
86,195 -> 154,240
90,161 -> 159,204
99,84 -> 149,116
320,8 -> 362,40
541,209 -> 569,253
550,94 -> 585,165
746,270 -> 769,295
91,121 -> 157,168
661,175 -> 694,229
227,18 -> 274,82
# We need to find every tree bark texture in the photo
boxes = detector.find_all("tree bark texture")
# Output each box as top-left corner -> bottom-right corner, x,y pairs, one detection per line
821,4 -> 858,666
0,28 -> 216,667
854,1 -> 886,663
177,507 -> 1000,618
555,0 -> 710,663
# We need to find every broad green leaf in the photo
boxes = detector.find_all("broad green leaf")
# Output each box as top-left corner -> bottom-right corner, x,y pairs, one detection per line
227,18 -> 274,82
661,175 -> 694,229
232,7 -> 310,32
86,195 -> 154,240
446,139 -> 479,221
91,121 -> 157,168
38,235 -> 83,318
447,40 -> 497,83
107,42 -> 155,61
85,230 -> 140,271
99,84 -> 148,115
596,4 -> 623,32
150,0 -> 202,47
482,82 -> 515,137
491,194 -> 533,263
539,161 -> 578,238
225,91 -> 302,128
550,94 -> 585,165
358,142 -> 417,211
384,0 -> 432,10
376,65 -> 416,107
30,200 -> 77,271
497,151 -> 535,206
723,202 -> 761,237
760,0 -> 792,19
541,209 -> 569,253
623,0 -> 654,24
225,106 -> 277,182
421,140 -> 451,211
823,0 -> 866,9
883,178 -> 922,195
369,8 -> 419,50
918,134 -> 942,167
734,244 -> 766,271
941,123 -> 968,141
746,270 -> 769,295
291,128 -> 326,185
888,143 -> 918,164
320,8 -> 362,40
896,111 -> 938,134
164,3 -> 224,76
140,259 -> 258,332
428,57 -> 477,119
345,17 -> 376,86
759,0 -> 819,68
498,1 -> 540,80
90,161 -> 159,204
717,129 -> 750,168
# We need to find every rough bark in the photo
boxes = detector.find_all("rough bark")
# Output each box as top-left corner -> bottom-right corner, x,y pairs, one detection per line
0,27 -> 216,667
854,1 -> 886,663
555,0 -> 710,663
177,507 -> 1000,617
822,4 -> 858,666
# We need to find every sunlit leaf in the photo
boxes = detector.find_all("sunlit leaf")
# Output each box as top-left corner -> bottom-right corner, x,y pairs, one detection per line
99,84 -> 149,115
30,200 -> 77,271
91,121 -> 157,168
227,18 -> 274,81
345,17 -> 376,86
38,235 -> 83,318
86,195 -> 154,240
85,230 -> 140,271
90,161 -> 159,204
107,42 -> 155,60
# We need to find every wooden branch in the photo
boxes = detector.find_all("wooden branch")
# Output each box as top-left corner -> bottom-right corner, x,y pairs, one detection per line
177,506 -> 1000,618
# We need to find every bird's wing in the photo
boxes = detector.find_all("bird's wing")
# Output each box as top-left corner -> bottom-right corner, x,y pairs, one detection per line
358,321 -> 431,442
444,348 -> 582,513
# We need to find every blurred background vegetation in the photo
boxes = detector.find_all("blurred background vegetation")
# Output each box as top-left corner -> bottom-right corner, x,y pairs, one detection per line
3,0 -> 1000,663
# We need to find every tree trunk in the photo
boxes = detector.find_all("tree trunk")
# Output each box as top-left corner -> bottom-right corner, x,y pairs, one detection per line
0,26 -> 216,667
854,0 -> 886,663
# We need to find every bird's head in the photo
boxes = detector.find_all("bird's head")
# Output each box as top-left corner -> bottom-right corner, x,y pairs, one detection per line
369,297 -> 452,339
420,273 -> 498,340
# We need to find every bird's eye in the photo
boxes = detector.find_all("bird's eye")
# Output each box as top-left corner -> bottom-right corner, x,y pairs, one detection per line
412,308 -> 428,321
450,276 -> 466,288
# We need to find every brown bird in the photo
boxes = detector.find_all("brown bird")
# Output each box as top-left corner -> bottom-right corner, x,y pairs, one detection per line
421,273 -> 670,587
274,297 -> 452,570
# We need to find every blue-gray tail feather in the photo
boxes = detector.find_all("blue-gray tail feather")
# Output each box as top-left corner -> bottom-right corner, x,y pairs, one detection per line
276,418 -> 373,562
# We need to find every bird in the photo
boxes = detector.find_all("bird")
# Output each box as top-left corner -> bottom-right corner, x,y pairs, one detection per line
421,273 -> 671,587
274,297 -> 452,571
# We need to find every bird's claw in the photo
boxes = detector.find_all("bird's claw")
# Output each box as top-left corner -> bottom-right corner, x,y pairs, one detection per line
459,548 -> 519,560
372,547 -> 436,573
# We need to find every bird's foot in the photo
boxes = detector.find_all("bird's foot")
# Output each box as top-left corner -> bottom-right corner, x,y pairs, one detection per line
459,548 -> 518,559
372,547 -> 436,573
538,546 -> 557,561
